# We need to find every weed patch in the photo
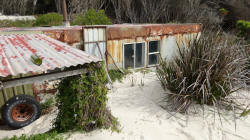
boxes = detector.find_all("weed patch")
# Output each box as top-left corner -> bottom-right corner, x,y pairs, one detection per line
3,131 -> 64,140
40,97 -> 54,115
108,69 -> 130,82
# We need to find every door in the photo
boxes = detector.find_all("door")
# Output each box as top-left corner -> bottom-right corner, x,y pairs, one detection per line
124,43 -> 145,69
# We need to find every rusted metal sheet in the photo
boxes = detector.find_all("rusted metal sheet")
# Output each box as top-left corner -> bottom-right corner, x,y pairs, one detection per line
0,33 -> 100,78
106,32 -> 201,68
107,24 -> 202,40
0,26 -> 84,46
107,40 -> 122,65
43,29 -> 83,45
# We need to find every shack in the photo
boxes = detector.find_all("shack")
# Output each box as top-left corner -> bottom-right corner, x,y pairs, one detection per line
0,23 -> 202,69
0,23 -> 201,128
0,32 -> 100,128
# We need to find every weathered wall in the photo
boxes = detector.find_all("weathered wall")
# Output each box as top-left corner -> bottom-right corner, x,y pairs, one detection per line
107,32 -> 201,69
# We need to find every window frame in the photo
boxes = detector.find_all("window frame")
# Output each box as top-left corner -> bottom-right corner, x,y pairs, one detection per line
123,42 -> 146,69
147,40 -> 161,66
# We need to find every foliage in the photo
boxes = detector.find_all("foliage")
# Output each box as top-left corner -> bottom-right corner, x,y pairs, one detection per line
108,69 -> 131,82
236,20 -> 250,40
3,131 -> 64,140
240,109 -> 250,117
40,97 -> 54,115
54,62 -> 119,132
219,8 -> 229,15
40,97 -> 54,110
34,13 -> 63,26
0,20 -> 34,27
156,30 -> 248,113
72,9 -> 112,25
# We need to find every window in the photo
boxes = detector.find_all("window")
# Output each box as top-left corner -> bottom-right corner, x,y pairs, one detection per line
148,41 -> 160,65
124,42 -> 145,69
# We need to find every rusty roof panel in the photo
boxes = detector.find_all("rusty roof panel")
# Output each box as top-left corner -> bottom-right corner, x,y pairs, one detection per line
0,34 -> 100,77
107,24 -> 202,40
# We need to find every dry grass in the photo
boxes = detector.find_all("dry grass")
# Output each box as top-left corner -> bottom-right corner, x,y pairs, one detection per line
156,29 -> 249,114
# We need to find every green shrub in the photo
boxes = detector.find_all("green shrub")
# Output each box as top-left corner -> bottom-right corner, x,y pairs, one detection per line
72,9 -> 112,25
54,62 -> 119,132
236,20 -> 250,40
108,69 -> 131,82
3,131 -> 64,140
219,8 -> 229,16
156,30 -> 248,113
0,20 -> 34,27
34,13 -> 63,26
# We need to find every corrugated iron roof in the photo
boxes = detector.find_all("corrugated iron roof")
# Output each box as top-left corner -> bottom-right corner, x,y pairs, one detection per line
0,33 -> 100,77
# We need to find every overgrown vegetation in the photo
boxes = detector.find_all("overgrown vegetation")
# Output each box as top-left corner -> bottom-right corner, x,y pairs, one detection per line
40,97 -> 55,115
54,62 -> 119,132
72,9 -> 112,25
108,69 -> 130,82
0,20 -> 34,27
156,30 -> 249,113
33,13 -> 62,26
236,20 -> 250,40
3,131 -> 64,140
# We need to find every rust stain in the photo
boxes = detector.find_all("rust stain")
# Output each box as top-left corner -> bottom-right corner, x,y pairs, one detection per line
107,24 -> 202,40
42,29 -> 83,46
63,30 -> 82,45
117,41 -> 122,63
106,40 -> 123,64
107,41 -> 112,64
43,30 -> 64,42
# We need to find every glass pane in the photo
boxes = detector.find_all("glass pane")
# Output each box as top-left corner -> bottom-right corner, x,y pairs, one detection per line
148,54 -> 159,65
149,41 -> 160,53
135,43 -> 145,68
124,44 -> 134,69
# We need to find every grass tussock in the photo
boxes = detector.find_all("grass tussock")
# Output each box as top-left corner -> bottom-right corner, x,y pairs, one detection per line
156,30 -> 249,113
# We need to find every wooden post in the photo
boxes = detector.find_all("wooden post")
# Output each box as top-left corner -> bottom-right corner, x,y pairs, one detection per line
61,0 -> 70,27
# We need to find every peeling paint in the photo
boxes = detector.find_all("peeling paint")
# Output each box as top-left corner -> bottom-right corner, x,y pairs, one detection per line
107,24 -> 202,40
0,34 -> 100,77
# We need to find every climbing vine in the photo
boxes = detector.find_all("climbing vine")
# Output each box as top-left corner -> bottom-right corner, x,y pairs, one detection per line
54,62 -> 119,132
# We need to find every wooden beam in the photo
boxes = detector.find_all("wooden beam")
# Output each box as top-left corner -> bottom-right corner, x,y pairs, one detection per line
1,69 -> 87,89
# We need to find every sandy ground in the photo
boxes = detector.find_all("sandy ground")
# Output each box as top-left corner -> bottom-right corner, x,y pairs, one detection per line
0,72 -> 250,140
0,13 -> 35,21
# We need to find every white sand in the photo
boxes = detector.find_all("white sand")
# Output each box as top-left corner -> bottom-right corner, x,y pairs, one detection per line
0,14 -> 35,21
0,72 -> 250,140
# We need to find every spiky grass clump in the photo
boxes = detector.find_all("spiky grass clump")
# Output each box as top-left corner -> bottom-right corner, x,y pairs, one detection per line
156,31 -> 249,113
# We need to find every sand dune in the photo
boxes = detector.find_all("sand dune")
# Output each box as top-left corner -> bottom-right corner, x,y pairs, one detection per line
0,72 -> 249,140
